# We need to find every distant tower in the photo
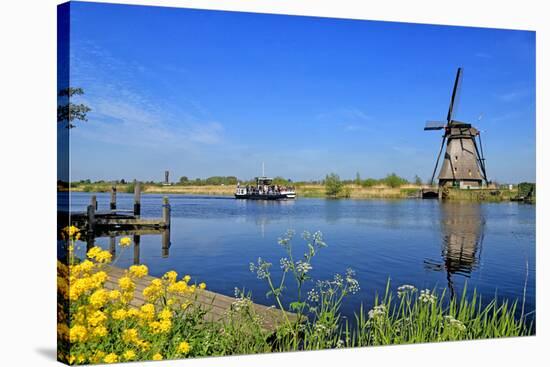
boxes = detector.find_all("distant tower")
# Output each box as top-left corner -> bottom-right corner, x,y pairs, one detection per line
164,170 -> 170,185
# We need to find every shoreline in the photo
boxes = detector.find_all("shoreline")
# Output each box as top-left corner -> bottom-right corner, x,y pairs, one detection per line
66,183 -> 527,202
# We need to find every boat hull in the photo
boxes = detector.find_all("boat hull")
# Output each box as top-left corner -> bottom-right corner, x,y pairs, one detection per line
235,193 -> 294,200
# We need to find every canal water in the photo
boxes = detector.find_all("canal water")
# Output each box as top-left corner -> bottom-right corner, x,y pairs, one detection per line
66,192 -> 536,320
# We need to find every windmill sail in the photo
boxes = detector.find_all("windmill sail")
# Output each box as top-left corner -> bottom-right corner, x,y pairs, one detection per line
447,68 -> 463,124
424,121 -> 446,130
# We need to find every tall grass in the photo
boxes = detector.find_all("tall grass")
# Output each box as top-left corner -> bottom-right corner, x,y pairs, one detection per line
247,230 -> 532,353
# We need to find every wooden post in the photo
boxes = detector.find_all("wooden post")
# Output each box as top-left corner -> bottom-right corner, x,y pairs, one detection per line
87,204 -> 95,234
91,195 -> 98,211
110,186 -> 117,211
134,181 -> 141,217
133,234 -> 141,265
109,235 -> 116,256
161,228 -> 170,258
86,203 -> 96,252
86,232 -> 95,252
162,196 -> 171,228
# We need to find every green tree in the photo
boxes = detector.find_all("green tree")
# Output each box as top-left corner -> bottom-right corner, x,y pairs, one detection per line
179,176 -> 189,184
381,173 -> 408,188
361,178 -> 378,187
355,172 -> 361,185
325,173 -> 343,197
414,175 -> 423,186
57,87 -> 91,129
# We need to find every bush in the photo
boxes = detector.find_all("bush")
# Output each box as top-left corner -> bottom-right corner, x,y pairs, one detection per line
380,173 -> 408,188
361,178 -> 379,187
325,173 -> 343,197
125,182 -> 135,194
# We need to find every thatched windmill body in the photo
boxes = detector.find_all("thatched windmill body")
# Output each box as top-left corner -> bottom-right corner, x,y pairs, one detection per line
425,68 -> 488,189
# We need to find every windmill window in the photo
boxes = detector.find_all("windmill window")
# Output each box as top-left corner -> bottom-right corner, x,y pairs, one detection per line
468,169 -> 472,177
454,155 -> 458,161
454,167 -> 457,172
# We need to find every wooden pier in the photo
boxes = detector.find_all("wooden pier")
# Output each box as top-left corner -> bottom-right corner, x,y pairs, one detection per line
104,265 -> 296,332
68,181 -> 171,232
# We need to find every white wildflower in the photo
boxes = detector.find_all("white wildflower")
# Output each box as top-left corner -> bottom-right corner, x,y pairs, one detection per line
397,284 -> 417,298
368,304 -> 387,320
419,289 -> 437,304
307,288 -> 320,303
296,260 -> 312,274
280,257 -> 292,272
444,315 -> 466,332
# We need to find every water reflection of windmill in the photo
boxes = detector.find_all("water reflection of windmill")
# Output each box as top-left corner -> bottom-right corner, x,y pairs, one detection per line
425,68 -> 489,189
424,203 -> 485,297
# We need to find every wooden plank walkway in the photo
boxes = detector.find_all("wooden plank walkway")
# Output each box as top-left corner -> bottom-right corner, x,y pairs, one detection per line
104,266 -> 296,332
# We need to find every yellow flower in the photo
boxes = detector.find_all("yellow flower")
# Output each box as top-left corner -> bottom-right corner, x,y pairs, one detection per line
91,325 -> 108,338
127,308 -> 140,318
158,308 -> 173,321
88,310 -> 107,327
183,275 -> 191,282
152,353 -> 163,361
139,303 -> 156,321
136,339 -> 151,352
72,260 -> 94,276
123,350 -> 136,361
121,291 -> 135,304
122,328 -> 139,343
103,353 -> 118,364
108,290 -> 121,300
89,289 -> 109,308
129,264 -> 148,278
199,282 -> 206,290
87,246 -> 112,263
167,281 -> 188,295
86,246 -> 102,260
112,308 -> 128,320
163,270 -> 178,283
177,341 -> 191,355
63,225 -> 80,238
118,276 -> 135,292
90,351 -> 105,364
57,323 -> 70,340
119,237 -> 132,247
148,319 -> 172,334
95,250 -> 113,264
69,324 -> 87,343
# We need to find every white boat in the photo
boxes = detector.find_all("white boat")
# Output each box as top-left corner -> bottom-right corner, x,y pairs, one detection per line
235,176 -> 296,200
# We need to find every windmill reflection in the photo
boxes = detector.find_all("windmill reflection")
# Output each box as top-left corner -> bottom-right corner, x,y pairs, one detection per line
425,202 -> 485,297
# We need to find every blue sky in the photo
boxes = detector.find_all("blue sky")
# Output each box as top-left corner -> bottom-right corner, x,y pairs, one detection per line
67,1 -> 536,183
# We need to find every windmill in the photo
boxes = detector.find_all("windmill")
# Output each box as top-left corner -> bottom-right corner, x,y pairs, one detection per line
425,68 -> 488,189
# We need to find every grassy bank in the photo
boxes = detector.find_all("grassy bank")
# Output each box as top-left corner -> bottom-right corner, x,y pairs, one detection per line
296,183 -> 421,199
69,182 -> 525,202
443,187 -> 521,202
69,182 -> 420,198
58,228 -> 532,365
